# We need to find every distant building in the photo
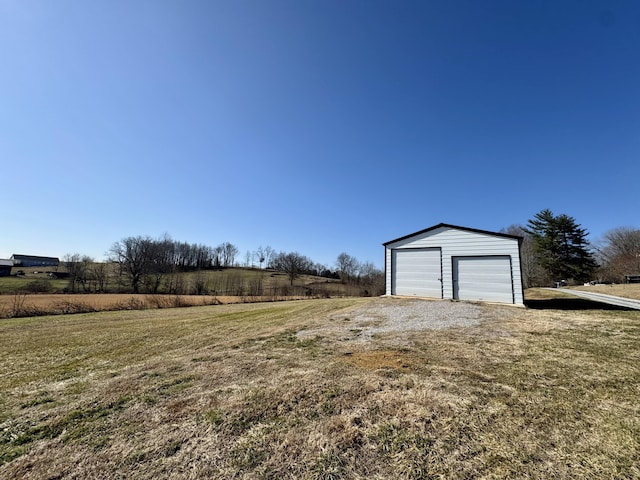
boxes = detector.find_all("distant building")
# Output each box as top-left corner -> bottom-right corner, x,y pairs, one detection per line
0,259 -> 12,276
10,254 -> 60,268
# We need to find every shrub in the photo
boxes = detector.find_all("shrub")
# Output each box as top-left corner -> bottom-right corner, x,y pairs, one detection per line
53,301 -> 97,315
115,297 -> 147,311
147,295 -> 190,309
24,279 -> 52,293
5,293 -> 44,318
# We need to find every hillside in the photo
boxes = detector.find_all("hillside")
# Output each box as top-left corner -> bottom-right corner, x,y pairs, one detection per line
0,266 -> 367,298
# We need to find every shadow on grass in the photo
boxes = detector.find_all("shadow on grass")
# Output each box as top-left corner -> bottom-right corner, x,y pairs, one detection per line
525,298 -> 632,311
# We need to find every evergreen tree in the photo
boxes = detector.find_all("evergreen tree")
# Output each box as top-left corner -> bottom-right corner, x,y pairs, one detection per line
525,209 -> 597,283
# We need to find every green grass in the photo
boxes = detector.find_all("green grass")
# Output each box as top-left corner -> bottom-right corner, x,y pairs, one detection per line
0,276 -> 67,294
0,298 -> 638,479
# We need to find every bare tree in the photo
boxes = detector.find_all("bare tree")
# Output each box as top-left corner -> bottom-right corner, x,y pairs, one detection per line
273,252 -> 314,285
212,245 -> 223,268
358,261 -> 385,296
262,246 -> 275,269
64,253 -> 80,293
143,236 -> 174,293
109,236 -> 154,293
597,227 -> 640,282
218,242 -> 239,267
314,262 -> 327,276
336,252 -> 360,284
501,224 -> 549,288
64,254 -> 96,292
91,262 -> 108,293
192,270 -> 209,295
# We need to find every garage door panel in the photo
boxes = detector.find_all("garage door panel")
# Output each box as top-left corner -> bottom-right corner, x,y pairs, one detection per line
392,248 -> 442,298
453,256 -> 513,303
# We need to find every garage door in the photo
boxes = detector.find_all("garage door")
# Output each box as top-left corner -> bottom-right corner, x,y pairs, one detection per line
392,248 -> 442,298
453,256 -> 514,303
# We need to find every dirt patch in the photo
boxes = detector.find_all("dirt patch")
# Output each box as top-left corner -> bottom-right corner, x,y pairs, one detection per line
342,350 -> 415,371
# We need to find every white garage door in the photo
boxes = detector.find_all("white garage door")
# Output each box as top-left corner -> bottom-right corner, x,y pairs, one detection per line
392,248 -> 442,298
453,256 -> 514,303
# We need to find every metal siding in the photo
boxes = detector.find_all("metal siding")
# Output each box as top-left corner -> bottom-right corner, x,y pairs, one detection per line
385,226 -> 523,304
453,256 -> 514,303
391,248 -> 442,298
385,247 -> 392,295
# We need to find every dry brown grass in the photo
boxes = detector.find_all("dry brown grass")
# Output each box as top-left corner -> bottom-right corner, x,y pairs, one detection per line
0,293 -> 307,318
342,350 -> 417,372
1,297 -> 638,479
524,287 -> 577,300
570,283 -> 640,300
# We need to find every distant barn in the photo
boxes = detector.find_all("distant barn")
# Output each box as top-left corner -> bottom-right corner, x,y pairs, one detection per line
0,259 -> 12,277
10,254 -> 60,268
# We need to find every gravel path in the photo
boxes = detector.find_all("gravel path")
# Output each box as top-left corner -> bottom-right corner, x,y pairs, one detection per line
297,297 -> 483,343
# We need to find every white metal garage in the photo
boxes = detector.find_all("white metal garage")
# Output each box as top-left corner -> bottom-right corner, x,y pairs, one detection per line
392,248 -> 442,297
384,223 -> 524,305
452,256 -> 514,303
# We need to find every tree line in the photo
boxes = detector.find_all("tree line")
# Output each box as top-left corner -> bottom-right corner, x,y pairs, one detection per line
269,251 -> 383,294
63,235 -> 383,296
504,208 -> 640,287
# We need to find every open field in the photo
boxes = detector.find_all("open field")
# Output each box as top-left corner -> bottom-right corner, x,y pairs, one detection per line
1,297 -> 639,478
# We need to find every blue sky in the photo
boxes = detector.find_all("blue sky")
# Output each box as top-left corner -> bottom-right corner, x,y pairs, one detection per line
2,0 -> 639,268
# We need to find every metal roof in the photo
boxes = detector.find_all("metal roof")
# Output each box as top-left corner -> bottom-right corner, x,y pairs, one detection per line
10,254 -> 60,262
383,222 -> 523,246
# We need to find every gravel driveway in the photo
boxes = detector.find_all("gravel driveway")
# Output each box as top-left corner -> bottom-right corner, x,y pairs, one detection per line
297,297 -> 483,344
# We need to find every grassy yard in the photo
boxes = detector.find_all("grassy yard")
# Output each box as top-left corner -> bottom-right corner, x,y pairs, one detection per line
1,297 -> 638,479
